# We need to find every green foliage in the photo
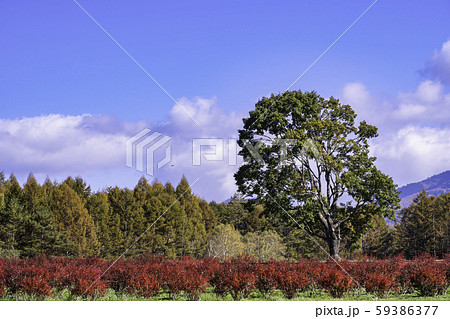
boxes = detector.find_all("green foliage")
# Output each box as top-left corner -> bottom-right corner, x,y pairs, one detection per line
87,192 -> 120,258
0,167 -> 444,261
210,197 -> 266,235
362,215 -> 395,258
176,177 -> 207,257
395,190 -> 449,258
50,183 -> 99,257
235,90 -> 400,258
16,207 -> 70,257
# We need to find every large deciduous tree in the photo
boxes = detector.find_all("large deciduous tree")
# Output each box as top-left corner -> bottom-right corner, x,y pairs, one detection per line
235,90 -> 400,259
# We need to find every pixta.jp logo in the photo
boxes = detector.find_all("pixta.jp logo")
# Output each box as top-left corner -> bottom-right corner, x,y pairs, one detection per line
126,129 -> 172,176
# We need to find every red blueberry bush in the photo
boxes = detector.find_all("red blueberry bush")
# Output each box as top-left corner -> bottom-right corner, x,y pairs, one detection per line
365,273 -> 397,298
319,265 -> 355,298
0,255 -> 448,300
275,261 -> 310,299
408,255 -> 448,296
210,256 -> 257,300
66,258 -> 108,298
255,262 -> 277,298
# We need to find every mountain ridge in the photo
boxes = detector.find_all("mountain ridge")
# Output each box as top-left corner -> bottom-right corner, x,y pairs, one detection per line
397,170 -> 450,208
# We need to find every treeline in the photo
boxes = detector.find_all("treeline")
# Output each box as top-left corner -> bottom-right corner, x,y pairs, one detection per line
362,190 -> 450,259
0,172 -> 448,259
0,173 -> 280,259
0,173 -> 217,258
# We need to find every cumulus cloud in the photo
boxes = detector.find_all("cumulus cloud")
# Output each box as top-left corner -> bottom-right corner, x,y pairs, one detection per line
3,39 -> 450,200
158,97 -> 244,200
393,80 -> 450,123
422,40 -> 450,84
372,126 -> 450,187
167,97 -> 242,137
0,114 -> 145,174
340,82 -> 392,126
341,81 -> 450,188
0,99 -> 245,201
340,40 -> 450,188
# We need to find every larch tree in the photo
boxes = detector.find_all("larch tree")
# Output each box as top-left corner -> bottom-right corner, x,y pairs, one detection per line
395,191 -> 449,258
50,183 -> 99,257
176,176 -> 207,257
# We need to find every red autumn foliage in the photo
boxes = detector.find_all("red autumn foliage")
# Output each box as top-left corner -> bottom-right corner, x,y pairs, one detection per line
0,258 -> 52,298
0,255 -> 448,300
365,273 -> 397,298
210,256 -> 256,300
319,265 -> 355,298
178,257 -> 210,301
347,258 -> 400,298
126,269 -> 159,298
274,261 -> 310,299
65,258 -> 108,298
408,255 -> 448,296
255,261 -> 277,298
0,259 -> 5,298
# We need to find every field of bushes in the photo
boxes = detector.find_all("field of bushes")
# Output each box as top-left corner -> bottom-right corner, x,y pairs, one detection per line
0,255 -> 449,301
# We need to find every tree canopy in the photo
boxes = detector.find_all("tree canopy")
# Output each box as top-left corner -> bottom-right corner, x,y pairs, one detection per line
235,90 -> 400,258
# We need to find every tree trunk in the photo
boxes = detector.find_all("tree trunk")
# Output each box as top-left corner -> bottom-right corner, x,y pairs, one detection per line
327,231 -> 340,260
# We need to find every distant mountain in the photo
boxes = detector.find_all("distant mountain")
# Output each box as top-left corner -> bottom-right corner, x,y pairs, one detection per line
397,170 -> 450,208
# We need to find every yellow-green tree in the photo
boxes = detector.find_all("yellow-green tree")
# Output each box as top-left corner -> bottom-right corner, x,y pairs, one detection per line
50,183 -> 99,257
395,190 -> 449,258
206,224 -> 244,259
244,230 -> 286,261
87,191 -> 123,258
361,214 -> 394,258
176,176 -> 207,257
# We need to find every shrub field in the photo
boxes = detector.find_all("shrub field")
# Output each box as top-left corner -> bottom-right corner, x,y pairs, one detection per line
0,255 -> 449,301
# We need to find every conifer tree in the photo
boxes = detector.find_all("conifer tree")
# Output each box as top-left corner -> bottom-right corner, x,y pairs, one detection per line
395,191 -> 449,258
23,174 -> 45,213
108,186 -> 145,257
361,214 -> 394,258
17,207 -> 70,257
50,183 -> 99,256
199,198 -> 217,237
64,176 -> 91,202
176,176 -> 206,256
0,174 -> 24,255
87,192 -> 121,257
158,187 -> 184,258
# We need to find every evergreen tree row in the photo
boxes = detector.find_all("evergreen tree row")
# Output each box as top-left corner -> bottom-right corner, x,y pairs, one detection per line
0,171 -> 447,260
362,190 -> 450,259
0,173 -> 216,258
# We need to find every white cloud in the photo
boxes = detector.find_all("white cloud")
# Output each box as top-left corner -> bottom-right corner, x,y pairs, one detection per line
398,80 -> 444,105
394,80 -> 450,123
422,40 -> 450,84
341,82 -> 371,107
3,39 -> 450,201
393,103 -> 426,119
159,97 -> 244,200
340,82 -> 393,127
0,114 -> 144,174
340,40 -> 450,188
0,99 -> 244,201
168,96 -> 242,138
372,126 -> 450,187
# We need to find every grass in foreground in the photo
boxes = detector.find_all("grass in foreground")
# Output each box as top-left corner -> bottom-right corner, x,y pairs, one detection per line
1,288 -> 449,301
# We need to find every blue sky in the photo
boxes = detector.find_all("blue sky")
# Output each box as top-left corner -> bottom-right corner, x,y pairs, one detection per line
1,0 -> 450,201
